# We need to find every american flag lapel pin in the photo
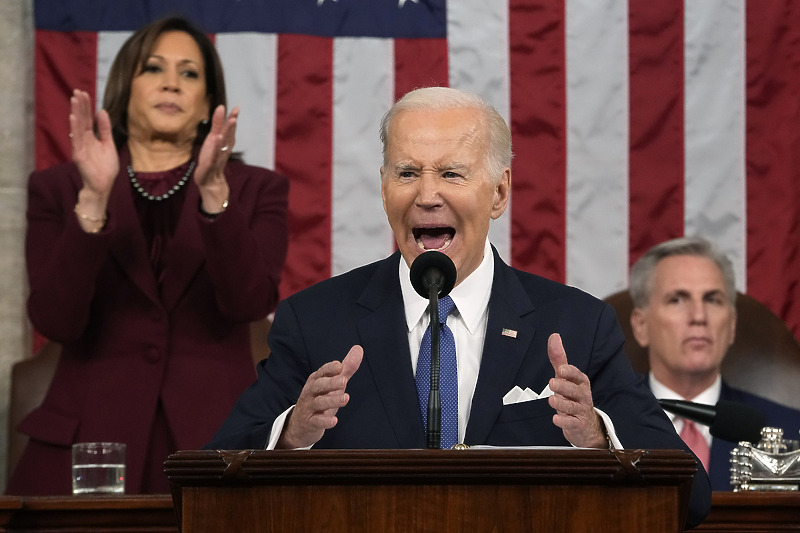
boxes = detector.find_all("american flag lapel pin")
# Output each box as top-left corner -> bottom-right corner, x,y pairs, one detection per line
501,328 -> 518,338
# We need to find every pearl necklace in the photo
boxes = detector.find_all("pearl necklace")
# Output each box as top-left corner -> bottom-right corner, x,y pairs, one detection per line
128,161 -> 196,201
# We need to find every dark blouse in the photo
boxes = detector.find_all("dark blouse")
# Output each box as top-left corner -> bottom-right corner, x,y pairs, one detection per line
129,160 -> 193,290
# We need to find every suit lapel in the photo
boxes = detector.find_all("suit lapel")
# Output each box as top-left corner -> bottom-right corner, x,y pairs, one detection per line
356,252 -> 426,448
465,250 -> 537,444
159,182 -> 204,311
107,153 -> 160,306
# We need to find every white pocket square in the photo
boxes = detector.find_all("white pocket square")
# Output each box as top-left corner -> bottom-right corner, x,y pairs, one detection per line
502,385 -> 553,405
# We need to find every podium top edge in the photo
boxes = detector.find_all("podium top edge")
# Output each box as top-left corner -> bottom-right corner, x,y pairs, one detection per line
164,448 -> 697,487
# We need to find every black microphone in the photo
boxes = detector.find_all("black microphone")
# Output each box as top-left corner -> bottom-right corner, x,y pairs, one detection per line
409,250 -> 457,300
409,251 -> 457,449
659,398 -> 767,444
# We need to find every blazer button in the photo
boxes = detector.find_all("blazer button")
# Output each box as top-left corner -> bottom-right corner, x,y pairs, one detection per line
145,347 -> 162,363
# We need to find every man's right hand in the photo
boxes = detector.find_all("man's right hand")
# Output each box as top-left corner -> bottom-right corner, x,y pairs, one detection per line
276,345 -> 363,449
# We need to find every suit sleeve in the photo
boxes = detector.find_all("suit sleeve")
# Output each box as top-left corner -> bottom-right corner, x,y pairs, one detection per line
196,164 -> 289,321
205,296 -> 311,449
25,166 -> 117,341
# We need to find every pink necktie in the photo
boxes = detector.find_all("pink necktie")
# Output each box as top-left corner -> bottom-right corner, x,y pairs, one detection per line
680,419 -> 710,472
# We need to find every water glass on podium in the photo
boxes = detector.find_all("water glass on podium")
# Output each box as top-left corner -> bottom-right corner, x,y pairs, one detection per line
71,442 -> 126,495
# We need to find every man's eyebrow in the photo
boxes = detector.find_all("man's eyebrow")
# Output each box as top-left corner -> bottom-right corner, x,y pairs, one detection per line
394,162 -> 420,172
703,289 -> 726,298
391,162 -> 469,173
665,288 -> 726,299
438,163 -> 468,172
666,288 -> 690,298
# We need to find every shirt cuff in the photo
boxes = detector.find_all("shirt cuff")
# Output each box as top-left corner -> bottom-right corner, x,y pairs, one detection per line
265,405 -> 314,450
595,407 -> 623,449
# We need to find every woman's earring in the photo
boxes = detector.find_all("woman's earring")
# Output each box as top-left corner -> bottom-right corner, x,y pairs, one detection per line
197,118 -> 211,139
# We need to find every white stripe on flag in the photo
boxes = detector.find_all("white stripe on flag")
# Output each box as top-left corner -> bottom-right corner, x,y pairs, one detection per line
216,33 -> 278,170
447,0 -> 512,265
684,0 -> 747,292
97,32 -> 133,110
331,37 -> 394,276
565,0 -> 630,298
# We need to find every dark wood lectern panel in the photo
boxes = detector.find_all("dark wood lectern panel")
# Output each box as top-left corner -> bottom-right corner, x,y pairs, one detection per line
1,490 -> 797,531
0,488 -> 800,533
0,495 -> 176,532
166,448 -> 696,533
179,484 -> 682,533
694,492 -> 800,533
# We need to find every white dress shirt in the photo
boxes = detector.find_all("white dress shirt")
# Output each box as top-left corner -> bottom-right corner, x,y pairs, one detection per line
400,238 -> 495,443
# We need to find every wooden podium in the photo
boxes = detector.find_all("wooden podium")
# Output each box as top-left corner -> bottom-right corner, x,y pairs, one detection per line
165,448 -> 696,533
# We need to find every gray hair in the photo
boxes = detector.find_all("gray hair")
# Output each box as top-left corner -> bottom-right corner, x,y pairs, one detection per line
629,236 -> 737,308
379,87 -> 513,182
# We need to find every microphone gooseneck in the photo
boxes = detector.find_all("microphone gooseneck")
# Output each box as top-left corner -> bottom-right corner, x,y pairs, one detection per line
658,398 -> 766,444
426,283 -> 442,449
658,399 -> 716,426
409,251 -> 457,449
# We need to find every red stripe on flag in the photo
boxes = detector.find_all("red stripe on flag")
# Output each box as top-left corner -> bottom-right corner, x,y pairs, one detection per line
745,1 -> 800,337
627,0 -> 685,264
275,35 -> 334,298
34,30 -> 97,170
394,38 -> 449,99
509,0 -> 567,282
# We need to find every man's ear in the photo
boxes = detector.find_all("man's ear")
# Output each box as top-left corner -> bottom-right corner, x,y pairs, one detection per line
380,166 -> 387,214
490,168 -> 511,220
727,306 -> 737,347
630,307 -> 649,348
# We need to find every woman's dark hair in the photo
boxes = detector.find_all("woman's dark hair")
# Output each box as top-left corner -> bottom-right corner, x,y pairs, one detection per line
102,17 -> 227,149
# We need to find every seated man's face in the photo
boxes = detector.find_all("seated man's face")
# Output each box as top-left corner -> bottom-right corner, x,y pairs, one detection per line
631,254 -> 736,383
380,107 -> 509,286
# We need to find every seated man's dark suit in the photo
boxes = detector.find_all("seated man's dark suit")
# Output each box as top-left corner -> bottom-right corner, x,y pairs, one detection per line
208,247 -> 711,527
708,382 -> 800,491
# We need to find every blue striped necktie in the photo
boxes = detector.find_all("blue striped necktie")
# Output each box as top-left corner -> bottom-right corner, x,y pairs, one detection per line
415,295 -> 458,449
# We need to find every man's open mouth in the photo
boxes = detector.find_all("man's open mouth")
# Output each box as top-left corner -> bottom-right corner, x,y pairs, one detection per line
413,227 -> 455,251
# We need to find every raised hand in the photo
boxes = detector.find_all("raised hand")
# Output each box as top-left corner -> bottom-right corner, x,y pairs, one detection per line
277,345 -> 364,449
546,333 -> 608,448
70,89 -> 119,196
194,105 -> 238,214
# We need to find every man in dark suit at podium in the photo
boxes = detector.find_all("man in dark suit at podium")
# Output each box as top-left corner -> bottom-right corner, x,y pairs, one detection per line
629,236 -> 800,490
207,87 -> 711,527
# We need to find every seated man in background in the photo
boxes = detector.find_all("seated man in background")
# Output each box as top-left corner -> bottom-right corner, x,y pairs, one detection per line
629,236 -> 800,490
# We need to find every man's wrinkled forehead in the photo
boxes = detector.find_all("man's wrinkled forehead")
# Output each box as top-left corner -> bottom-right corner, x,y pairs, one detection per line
385,108 -> 489,159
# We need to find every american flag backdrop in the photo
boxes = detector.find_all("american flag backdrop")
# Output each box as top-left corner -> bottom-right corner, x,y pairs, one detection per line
33,0 -> 800,339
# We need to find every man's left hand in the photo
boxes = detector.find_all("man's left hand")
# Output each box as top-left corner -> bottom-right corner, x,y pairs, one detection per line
546,333 -> 608,448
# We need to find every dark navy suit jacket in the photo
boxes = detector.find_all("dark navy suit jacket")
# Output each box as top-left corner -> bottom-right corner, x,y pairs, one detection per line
708,382 -> 800,490
208,247 -> 711,527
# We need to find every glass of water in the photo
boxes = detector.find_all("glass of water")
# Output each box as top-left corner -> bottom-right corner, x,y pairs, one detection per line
71,442 -> 126,495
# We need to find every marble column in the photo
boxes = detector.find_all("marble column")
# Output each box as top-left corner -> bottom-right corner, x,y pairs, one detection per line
0,0 -> 34,490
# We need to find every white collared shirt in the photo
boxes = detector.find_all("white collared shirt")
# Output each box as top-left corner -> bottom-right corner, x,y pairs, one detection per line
649,373 -> 721,448
399,238 -> 495,443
